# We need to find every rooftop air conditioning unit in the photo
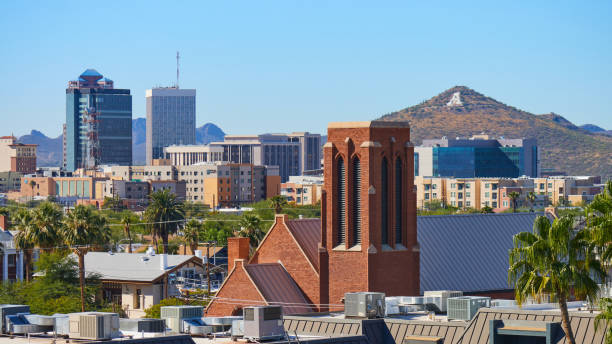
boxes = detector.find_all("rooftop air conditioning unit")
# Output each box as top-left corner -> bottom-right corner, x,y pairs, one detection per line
68,312 -> 120,340
345,292 -> 386,319
0,305 -> 30,334
447,296 -> 490,321
160,305 -> 203,333
243,306 -> 284,341
423,290 -> 463,313
119,318 -> 166,333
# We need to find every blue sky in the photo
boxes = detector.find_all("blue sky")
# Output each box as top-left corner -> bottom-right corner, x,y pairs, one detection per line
1,1 -> 611,137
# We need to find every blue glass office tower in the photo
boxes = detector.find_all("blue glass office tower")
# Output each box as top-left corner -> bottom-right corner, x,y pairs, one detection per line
65,69 -> 132,171
414,135 -> 538,178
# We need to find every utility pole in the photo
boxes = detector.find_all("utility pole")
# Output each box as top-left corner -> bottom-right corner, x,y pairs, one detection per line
206,243 -> 210,295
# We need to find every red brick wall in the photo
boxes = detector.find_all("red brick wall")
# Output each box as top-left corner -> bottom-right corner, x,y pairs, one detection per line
0,215 -> 7,230
227,237 -> 250,270
323,122 -> 419,309
11,157 -> 36,174
250,214 -> 321,308
205,260 -> 266,316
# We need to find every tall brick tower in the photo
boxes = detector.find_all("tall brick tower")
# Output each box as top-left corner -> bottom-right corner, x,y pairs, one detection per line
319,121 -> 419,308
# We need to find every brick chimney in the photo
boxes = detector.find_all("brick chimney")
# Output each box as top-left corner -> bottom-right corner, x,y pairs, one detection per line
227,237 -> 250,270
0,215 -> 7,231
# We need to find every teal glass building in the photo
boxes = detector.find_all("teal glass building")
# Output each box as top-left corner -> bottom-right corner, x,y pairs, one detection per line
414,136 -> 538,178
65,69 -> 132,171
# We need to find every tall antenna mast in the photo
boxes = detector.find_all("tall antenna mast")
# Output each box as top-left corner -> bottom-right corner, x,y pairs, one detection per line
176,51 -> 180,89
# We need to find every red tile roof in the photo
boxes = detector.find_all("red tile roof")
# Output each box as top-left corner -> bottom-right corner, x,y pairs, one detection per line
285,218 -> 321,271
245,263 -> 314,315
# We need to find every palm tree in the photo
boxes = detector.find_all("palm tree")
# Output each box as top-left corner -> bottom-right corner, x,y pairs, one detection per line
509,215 -> 605,344
595,297 -> 612,344
508,191 -> 520,213
120,211 -> 139,253
588,181 -> 612,343
269,195 -> 288,214
182,219 -> 201,255
526,191 -> 536,212
31,202 -> 63,249
145,190 -> 185,254
28,180 -> 37,200
61,205 -> 110,312
238,214 -> 265,248
12,209 -> 35,282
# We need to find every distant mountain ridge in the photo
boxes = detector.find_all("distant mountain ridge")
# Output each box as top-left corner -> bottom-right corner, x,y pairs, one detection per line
18,120 -> 226,167
379,86 -> 612,179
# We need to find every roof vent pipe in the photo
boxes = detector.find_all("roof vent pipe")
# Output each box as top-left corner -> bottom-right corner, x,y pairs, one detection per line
160,254 -> 168,271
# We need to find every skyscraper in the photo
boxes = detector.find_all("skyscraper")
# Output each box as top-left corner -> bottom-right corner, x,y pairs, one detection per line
65,69 -> 132,171
146,88 -> 196,164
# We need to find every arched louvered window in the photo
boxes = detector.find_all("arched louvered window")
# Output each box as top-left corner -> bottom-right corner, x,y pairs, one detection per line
381,157 -> 389,245
352,157 -> 362,245
337,157 -> 346,245
395,157 -> 402,244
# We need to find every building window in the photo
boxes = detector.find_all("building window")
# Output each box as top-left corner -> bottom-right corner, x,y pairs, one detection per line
485,192 -> 490,198
337,157 -> 346,245
432,184 -> 437,190
466,201 -> 471,207
466,192 -> 471,197
395,157 -> 402,244
485,183 -> 490,189
465,183 -> 471,189
425,193 -> 430,200
432,193 -> 437,198
352,158 -> 362,246
451,183 -> 456,188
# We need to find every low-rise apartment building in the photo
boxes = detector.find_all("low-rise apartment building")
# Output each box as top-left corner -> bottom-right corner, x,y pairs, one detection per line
281,175 -> 324,205
415,176 -> 604,211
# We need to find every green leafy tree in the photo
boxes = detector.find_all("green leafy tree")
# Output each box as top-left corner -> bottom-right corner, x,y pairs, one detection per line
238,214 -> 265,248
120,211 -> 139,253
182,219 -> 201,255
61,205 -> 110,312
480,205 -> 494,213
102,196 -> 126,212
269,195 -> 288,214
13,209 -> 35,281
509,215 -> 605,344
508,191 -> 520,213
145,190 -> 185,254
144,297 -> 207,319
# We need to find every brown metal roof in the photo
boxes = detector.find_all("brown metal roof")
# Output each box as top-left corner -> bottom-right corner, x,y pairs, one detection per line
283,315 -> 466,344
286,218 -> 321,271
245,263 -> 314,315
459,308 -> 606,344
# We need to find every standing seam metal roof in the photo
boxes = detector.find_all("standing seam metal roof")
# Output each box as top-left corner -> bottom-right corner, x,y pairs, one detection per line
286,218 -> 321,271
458,308 -> 606,344
245,263 -> 314,315
417,212 -> 545,293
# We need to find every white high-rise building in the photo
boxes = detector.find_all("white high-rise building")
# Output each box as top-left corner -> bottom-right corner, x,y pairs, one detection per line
146,87 -> 196,164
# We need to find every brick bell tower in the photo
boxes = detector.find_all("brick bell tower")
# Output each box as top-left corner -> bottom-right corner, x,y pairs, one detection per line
319,121 -> 419,309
